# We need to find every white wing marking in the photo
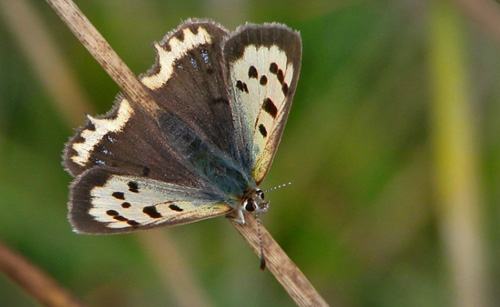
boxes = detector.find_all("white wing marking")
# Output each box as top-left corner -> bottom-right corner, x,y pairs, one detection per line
71,98 -> 133,166
141,27 -> 212,90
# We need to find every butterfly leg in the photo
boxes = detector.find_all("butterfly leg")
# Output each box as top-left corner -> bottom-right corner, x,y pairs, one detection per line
226,208 -> 246,224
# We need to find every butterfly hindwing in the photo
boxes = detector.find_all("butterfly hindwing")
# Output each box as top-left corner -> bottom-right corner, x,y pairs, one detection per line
222,23 -> 302,184
70,167 -> 232,234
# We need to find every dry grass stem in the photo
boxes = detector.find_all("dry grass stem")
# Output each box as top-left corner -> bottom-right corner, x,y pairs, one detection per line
0,240 -> 85,307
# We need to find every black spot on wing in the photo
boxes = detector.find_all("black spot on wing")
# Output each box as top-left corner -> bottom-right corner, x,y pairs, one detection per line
260,75 -> 267,85
169,204 -> 184,212
106,210 -> 118,216
121,202 -> 131,208
263,98 -> 278,118
258,124 -> 268,137
277,69 -> 284,84
236,80 -> 249,93
282,83 -> 289,96
269,62 -> 278,74
112,192 -> 125,200
248,66 -> 258,79
128,181 -> 139,193
143,206 -> 162,218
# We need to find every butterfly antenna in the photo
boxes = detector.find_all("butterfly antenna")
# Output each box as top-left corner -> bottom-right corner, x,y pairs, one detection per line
255,214 -> 266,271
263,182 -> 293,193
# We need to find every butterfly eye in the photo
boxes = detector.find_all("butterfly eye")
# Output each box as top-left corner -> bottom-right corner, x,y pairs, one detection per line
256,189 -> 265,200
244,199 -> 256,212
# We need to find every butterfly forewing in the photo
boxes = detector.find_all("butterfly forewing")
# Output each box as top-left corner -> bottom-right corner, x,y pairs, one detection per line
222,24 -> 302,184
63,19 -> 301,234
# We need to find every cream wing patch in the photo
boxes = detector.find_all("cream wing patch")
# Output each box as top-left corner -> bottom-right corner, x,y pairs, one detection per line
230,45 -> 294,172
141,27 -> 213,90
87,175 -> 232,229
70,98 -> 133,167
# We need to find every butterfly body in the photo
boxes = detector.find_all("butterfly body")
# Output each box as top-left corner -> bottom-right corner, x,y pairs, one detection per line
64,19 -> 301,234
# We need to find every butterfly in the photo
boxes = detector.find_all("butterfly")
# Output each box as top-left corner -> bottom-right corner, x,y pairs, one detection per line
63,19 -> 302,234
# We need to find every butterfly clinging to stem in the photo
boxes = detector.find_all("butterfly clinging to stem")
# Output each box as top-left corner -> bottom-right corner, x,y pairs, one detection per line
63,19 -> 301,235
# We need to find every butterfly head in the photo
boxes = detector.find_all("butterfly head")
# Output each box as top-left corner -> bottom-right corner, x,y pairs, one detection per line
242,189 -> 269,214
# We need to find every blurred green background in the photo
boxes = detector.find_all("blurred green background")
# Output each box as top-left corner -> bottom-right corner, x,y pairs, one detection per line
1,0 -> 500,306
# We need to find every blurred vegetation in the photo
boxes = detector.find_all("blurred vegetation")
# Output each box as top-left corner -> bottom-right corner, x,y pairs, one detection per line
1,0 -> 500,306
